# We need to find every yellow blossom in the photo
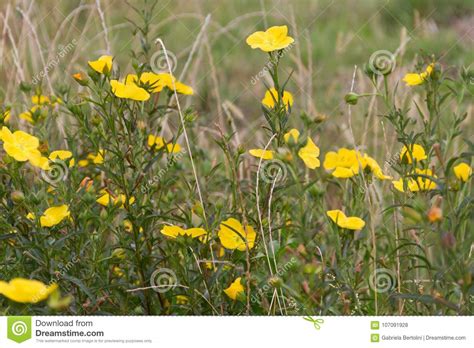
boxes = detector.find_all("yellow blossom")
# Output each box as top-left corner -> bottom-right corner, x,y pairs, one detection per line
87,150 -> 105,164
88,55 -> 113,74
284,128 -> 300,143
96,190 -> 135,208
110,80 -> 150,101
40,205 -> 70,227
453,163 -> 472,182
246,25 -> 294,52
323,148 -> 363,178
400,144 -> 427,163
148,134 -> 181,153
392,168 -> 437,192
298,137 -> 320,169
249,148 -> 274,160
160,225 -> 207,241
261,88 -> 293,110
0,278 -> 58,303
327,210 -> 365,230
224,277 -> 244,300
402,63 -> 434,86
218,218 -> 256,251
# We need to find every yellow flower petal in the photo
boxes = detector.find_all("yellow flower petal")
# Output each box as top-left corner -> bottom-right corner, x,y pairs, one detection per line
249,149 -> 274,160
88,55 -> 113,74
400,144 -> 427,163
246,25 -> 294,52
453,162 -> 472,182
261,88 -> 293,110
224,277 -> 244,300
161,225 -> 185,239
40,205 -> 70,227
298,137 -> 320,169
284,128 -> 300,143
218,218 -> 256,251
0,278 -> 58,303
110,80 -> 150,101
327,209 -> 365,230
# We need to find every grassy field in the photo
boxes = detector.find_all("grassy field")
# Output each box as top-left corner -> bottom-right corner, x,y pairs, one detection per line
0,0 -> 473,315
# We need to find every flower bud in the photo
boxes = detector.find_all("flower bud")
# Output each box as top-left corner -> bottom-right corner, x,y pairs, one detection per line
11,190 -> 25,204
344,92 -> 359,105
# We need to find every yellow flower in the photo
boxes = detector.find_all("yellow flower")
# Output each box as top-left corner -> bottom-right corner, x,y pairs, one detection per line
323,148 -> 363,178
246,25 -> 294,52
154,73 -> 194,95
402,63 -> 434,86
26,212 -> 36,221
110,80 -> 150,101
176,295 -> 189,305
87,150 -> 105,164
160,225 -> 207,240
28,152 -> 51,170
0,126 -> 40,162
147,134 -> 181,153
400,144 -> 427,163
249,148 -> 274,160
96,191 -> 135,208
261,88 -> 293,110
0,278 -> 58,303
31,95 -> 50,105
218,218 -> 256,251
88,55 -> 113,74
2,109 -> 11,123
298,137 -> 320,169
224,277 -> 244,300
284,128 -> 300,143
49,150 -> 72,161
49,150 -> 74,167
392,168 -> 437,192
363,155 -> 392,180
326,210 -> 365,230
40,204 -> 70,227
453,163 -> 472,182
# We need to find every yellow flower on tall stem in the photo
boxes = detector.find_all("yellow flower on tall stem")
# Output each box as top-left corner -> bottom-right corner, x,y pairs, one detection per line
0,278 -> 58,303
246,25 -> 294,52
